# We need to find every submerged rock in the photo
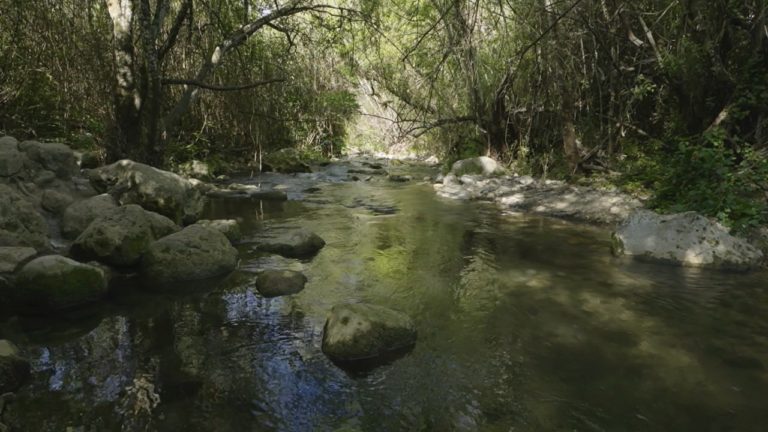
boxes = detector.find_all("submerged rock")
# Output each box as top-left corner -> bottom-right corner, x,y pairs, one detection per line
322,303 -> 417,362
255,269 -> 307,297
450,156 -> 500,176
142,225 -> 238,284
89,159 -> 207,224
258,228 -> 325,258
71,205 -> 179,267
612,210 -> 763,270
207,185 -> 288,201
0,340 -> 31,393
0,184 -> 48,250
14,255 -> 108,309
388,174 -> 412,182
194,219 -> 242,243
61,193 -> 119,239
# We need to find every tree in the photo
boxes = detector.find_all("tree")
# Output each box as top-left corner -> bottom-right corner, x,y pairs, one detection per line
104,0 -> 339,164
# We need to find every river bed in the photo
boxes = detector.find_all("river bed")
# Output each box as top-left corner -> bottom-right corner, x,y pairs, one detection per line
2,161 -> 768,431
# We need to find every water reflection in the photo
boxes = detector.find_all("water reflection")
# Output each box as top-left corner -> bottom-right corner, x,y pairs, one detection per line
2,166 -> 768,431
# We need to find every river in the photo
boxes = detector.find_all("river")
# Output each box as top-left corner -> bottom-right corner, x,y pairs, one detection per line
2,160 -> 768,431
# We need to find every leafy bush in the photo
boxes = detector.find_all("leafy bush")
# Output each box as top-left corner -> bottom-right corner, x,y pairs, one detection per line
649,129 -> 768,232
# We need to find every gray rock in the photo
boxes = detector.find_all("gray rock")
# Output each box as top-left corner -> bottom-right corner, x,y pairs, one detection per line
19,141 -> 79,179
142,225 -> 238,284
255,270 -> 307,297
0,141 -> 24,177
0,340 -> 31,393
15,255 -> 108,309
71,204 -> 180,267
33,169 -> 57,187
258,229 -> 325,258
612,210 -> 764,270
0,247 -> 37,273
322,303 -> 417,362
194,219 -> 242,243
0,136 -> 19,150
0,184 -> 48,250
61,194 -> 119,239
41,189 -> 74,214
450,156 -> 500,176
89,159 -> 207,224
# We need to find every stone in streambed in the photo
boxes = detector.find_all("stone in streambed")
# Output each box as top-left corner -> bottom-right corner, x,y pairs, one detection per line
194,219 -> 242,243
88,159 -> 207,224
322,303 -> 417,363
0,184 -> 49,250
14,255 -> 108,310
255,269 -> 307,297
141,225 -> 238,284
258,229 -> 325,258
0,340 -> 31,393
0,247 -> 36,274
71,204 -> 179,267
61,194 -> 119,239
612,210 -> 763,270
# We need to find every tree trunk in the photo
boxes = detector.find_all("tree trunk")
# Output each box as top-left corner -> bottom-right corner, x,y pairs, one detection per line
106,0 -> 141,162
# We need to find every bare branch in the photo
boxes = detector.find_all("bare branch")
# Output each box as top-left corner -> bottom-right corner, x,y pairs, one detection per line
161,78 -> 286,91
159,0 -> 192,60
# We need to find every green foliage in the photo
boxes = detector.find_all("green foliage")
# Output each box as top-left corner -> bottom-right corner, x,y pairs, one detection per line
644,130 -> 768,232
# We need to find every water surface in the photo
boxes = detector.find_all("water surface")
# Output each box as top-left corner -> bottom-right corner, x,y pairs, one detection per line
2,163 -> 768,431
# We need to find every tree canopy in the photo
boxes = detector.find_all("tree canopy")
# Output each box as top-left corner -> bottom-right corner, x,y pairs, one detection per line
1,0 -> 766,228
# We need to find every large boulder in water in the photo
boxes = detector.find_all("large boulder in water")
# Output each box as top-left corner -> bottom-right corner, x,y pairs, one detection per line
255,270 -> 307,297
14,255 -> 108,310
88,159 -> 207,224
263,148 -> 312,173
18,140 -> 79,179
612,210 -> 764,270
450,156 -> 501,177
61,194 -> 119,239
258,228 -> 325,258
71,204 -> 180,267
142,225 -> 238,284
322,303 -> 417,362
0,340 -> 31,393
0,184 -> 48,250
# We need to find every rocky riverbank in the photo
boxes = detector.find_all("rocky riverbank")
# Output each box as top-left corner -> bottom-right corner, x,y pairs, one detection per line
0,135 -> 420,396
433,156 -> 766,270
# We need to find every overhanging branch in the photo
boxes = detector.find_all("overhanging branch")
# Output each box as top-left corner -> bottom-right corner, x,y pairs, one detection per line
161,78 -> 285,91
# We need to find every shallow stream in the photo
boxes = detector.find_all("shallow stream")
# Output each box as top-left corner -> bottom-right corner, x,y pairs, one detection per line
2,161 -> 768,431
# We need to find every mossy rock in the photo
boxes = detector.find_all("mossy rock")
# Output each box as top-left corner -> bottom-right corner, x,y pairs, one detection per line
14,255 -> 108,310
255,270 -> 307,297
322,303 -> 417,362
71,204 -> 179,267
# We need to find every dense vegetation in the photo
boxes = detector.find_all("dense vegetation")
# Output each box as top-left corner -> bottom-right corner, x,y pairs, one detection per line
1,0 -> 767,229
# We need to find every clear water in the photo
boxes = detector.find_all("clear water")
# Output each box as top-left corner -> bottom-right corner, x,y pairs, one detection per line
2,164 -> 768,431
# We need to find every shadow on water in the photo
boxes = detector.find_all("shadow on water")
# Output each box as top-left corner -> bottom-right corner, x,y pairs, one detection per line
3,165 -> 768,431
